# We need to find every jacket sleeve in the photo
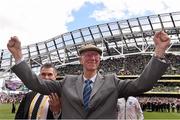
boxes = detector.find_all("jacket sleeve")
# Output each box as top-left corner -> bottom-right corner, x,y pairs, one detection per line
115,57 -> 169,97
11,61 -> 62,95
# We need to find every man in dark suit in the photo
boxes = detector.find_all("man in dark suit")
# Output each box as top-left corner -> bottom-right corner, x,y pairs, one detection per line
15,63 -> 61,119
7,31 -> 170,119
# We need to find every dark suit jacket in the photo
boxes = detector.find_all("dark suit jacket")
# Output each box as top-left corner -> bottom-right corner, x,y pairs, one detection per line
12,57 -> 169,119
15,92 -> 55,119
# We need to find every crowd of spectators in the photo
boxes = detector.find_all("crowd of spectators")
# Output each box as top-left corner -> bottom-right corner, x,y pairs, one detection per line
1,92 -> 180,113
0,92 -> 24,104
58,54 -> 180,76
137,97 -> 180,113
149,83 -> 180,93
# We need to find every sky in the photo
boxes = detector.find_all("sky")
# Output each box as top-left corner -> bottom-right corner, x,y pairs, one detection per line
0,0 -> 180,50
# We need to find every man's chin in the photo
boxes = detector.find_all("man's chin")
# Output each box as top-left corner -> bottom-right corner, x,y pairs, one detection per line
86,67 -> 97,71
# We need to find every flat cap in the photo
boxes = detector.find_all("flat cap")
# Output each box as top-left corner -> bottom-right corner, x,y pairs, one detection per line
79,44 -> 102,55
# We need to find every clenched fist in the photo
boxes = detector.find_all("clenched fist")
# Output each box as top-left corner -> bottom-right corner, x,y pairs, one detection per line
7,36 -> 23,62
153,31 -> 170,58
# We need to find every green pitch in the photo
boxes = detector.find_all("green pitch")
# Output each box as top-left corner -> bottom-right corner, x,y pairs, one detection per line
0,103 -> 180,119
0,103 -> 16,119
144,111 -> 180,119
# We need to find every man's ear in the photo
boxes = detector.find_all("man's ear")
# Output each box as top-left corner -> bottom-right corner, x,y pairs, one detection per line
54,72 -> 57,77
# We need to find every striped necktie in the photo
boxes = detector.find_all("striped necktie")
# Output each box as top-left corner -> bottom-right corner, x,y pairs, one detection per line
83,80 -> 92,112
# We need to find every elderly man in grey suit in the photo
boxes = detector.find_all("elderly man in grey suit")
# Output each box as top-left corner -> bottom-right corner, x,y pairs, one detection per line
7,31 -> 170,119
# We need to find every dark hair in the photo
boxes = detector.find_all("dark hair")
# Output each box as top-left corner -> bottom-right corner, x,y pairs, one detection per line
40,63 -> 57,74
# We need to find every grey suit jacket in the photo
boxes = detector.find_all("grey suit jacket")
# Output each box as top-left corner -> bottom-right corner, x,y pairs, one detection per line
12,57 -> 169,119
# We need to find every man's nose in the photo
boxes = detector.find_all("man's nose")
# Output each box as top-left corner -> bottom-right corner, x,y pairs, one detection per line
90,55 -> 96,60
43,75 -> 49,79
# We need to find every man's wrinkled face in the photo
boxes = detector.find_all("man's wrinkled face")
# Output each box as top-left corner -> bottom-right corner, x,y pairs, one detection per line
40,67 -> 57,81
80,51 -> 101,71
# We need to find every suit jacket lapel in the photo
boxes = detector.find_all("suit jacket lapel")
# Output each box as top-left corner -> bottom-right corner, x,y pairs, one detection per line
75,74 -> 87,116
90,73 -> 104,100
75,74 -> 84,103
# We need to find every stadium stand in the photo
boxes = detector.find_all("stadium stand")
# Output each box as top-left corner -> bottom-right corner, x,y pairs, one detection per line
0,12 -> 180,110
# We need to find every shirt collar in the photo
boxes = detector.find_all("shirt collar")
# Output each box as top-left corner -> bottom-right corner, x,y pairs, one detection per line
83,73 -> 97,83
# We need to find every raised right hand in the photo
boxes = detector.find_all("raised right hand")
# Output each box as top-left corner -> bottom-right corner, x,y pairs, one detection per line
7,36 -> 23,62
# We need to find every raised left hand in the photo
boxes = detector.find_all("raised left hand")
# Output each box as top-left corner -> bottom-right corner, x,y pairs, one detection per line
153,31 -> 170,57
48,93 -> 61,113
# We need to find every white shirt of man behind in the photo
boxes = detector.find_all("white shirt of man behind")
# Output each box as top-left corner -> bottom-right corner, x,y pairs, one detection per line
117,96 -> 144,120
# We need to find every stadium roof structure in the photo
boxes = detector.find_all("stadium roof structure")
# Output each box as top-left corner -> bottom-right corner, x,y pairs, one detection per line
1,11 -> 180,79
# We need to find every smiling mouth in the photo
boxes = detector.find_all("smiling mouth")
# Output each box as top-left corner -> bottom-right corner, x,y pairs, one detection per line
87,62 -> 96,64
